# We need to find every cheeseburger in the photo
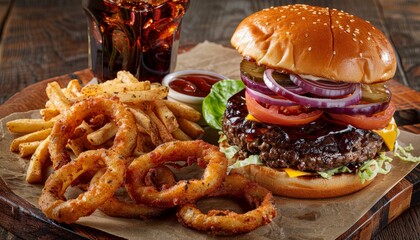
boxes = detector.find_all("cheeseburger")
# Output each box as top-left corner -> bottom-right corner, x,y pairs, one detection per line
220,4 -> 398,198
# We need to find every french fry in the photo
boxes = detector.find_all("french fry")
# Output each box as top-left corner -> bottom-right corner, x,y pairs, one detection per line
162,100 -> 201,122
45,100 -> 55,109
87,122 -> 118,146
153,100 -> 179,133
147,110 -> 174,143
18,141 -> 41,158
10,128 -> 52,152
68,121 -> 95,156
40,108 -> 60,121
66,79 -> 83,95
177,118 -> 204,139
26,136 -> 51,183
81,82 -> 151,97
113,86 -> 169,103
46,81 -> 72,112
7,119 -> 54,134
133,133 -> 154,157
117,70 -> 139,83
129,107 -> 162,146
171,128 -> 192,141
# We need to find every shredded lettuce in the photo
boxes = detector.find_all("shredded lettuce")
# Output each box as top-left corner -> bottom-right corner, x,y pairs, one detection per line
202,79 -> 245,130
219,136 -> 263,173
317,166 -> 351,179
357,152 -> 393,183
394,144 -> 420,162
221,145 -> 240,160
227,155 -> 263,174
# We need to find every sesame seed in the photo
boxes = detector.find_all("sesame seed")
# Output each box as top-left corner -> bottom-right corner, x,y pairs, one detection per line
360,40 -> 364,44
286,32 -> 290,35
360,53 -> 363,57
302,17 -> 306,19
353,38 -> 357,42
291,22 -> 295,25
333,51 -> 336,55
324,23 -> 328,26
313,22 -> 317,24
276,18 -> 280,21
308,47 -> 312,51
350,19 -> 355,22
305,33 -> 309,37
367,37 -> 371,40
265,22 -> 269,25
368,32 -> 372,36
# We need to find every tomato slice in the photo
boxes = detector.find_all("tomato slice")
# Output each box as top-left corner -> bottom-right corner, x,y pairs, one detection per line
245,91 -> 323,126
326,101 -> 396,130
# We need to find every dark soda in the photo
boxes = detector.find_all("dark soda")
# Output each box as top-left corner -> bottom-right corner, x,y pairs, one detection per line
82,0 -> 189,83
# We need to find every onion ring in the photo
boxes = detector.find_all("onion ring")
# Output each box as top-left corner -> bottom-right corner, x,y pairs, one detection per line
92,166 -> 176,219
38,149 -> 126,224
176,173 -> 277,235
49,97 -> 137,169
126,140 -> 228,208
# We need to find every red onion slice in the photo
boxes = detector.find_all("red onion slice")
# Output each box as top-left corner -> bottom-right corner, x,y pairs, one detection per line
263,69 -> 362,108
290,74 -> 356,97
246,87 -> 297,106
323,101 -> 390,115
241,73 -> 306,95
241,73 -> 274,95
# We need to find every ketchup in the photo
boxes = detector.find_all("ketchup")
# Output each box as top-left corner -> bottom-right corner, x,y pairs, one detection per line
168,74 -> 221,97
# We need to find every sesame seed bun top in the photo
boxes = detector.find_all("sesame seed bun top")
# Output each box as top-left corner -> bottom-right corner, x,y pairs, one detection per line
231,4 -> 397,84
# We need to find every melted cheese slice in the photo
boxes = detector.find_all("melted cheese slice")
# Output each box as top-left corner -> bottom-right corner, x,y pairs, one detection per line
283,168 -> 313,178
246,114 -> 260,122
373,118 -> 397,151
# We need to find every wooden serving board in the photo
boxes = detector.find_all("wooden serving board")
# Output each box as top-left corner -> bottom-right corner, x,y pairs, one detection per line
0,69 -> 419,239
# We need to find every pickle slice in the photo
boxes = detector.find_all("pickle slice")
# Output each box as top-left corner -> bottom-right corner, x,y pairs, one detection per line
361,82 -> 391,103
240,59 -> 292,86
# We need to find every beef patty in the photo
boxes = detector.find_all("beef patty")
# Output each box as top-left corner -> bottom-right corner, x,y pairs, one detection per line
222,90 -> 384,172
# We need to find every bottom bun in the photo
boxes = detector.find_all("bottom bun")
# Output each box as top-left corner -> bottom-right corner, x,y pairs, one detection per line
231,165 -> 374,199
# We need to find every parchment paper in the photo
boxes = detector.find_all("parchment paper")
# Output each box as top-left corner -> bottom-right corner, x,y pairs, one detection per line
0,42 -> 419,240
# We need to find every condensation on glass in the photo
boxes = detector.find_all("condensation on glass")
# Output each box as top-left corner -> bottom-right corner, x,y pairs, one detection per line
82,0 -> 189,83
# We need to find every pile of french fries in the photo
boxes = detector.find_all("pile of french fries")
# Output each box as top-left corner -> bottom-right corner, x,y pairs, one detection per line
6,71 -> 204,183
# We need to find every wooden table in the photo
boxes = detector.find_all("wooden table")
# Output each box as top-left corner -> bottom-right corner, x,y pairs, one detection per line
0,0 -> 418,239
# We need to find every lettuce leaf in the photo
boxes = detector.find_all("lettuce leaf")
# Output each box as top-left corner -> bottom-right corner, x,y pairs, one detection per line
202,79 -> 245,130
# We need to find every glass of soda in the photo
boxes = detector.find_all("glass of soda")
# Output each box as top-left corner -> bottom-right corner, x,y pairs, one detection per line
82,0 -> 189,83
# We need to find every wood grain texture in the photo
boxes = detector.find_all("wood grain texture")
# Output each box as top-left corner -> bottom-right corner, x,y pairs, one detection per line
0,0 -> 419,239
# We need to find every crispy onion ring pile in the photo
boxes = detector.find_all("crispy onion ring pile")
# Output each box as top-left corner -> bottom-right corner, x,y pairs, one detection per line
126,140 -> 228,207
90,166 -> 176,219
177,173 -> 277,235
39,149 -> 126,224
49,97 -> 136,170
38,96 -> 277,234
